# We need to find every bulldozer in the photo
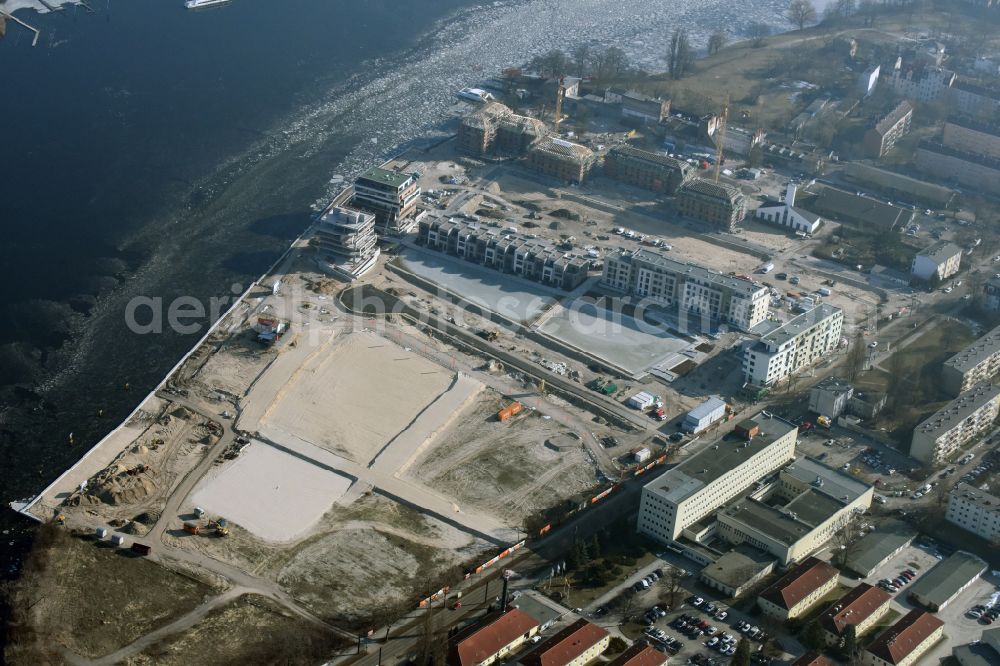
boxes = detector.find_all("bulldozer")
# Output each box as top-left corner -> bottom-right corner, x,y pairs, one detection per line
478,329 -> 500,342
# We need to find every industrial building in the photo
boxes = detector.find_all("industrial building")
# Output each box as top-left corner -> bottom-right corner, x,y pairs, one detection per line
682,396 -> 728,434
526,138 -> 595,184
809,377 -> 854,418
799,186 -> 913,232
314,206 -> 380,280
946,483 -> 1000,542
916,141 -> 1000,196
457,102 -> 546,156
448,608 -> 540,666
606,643 -> 668,666
742,304 -> 844,387
942,116 -> 1000,160
758,556 -> 839,621
909,383 -> 1000,464
953,628 -> 1000,666
675,179 -> 747,232
603,144 -> 692,194
863,101 -> 913,158
910,239 -> 963,282
818,583 -> 892,647
941,323 -> 1000,396
601,248 -> 770,332
637,412 -> 798,544
753,182 -> 822,234
519,618 -> 609,666
843,523 -> 915,578
352,167 -> 421,236
906,550 -> 987,611
861,609 -> 944,666
417,217 -> 590,290
699,549 -> 775,598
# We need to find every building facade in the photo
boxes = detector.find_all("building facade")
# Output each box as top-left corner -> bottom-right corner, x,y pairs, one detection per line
601,248 -> 770,332
909,383 -> 1000,464
861,610 -> 944,666
916,141 -> 1000,196
910,240 -> 962,282
883,59 -> 955,103
603,145 -> 692,194
942,116 -> 1000,160
950,79 -> 1000,119
314,206 -> 381,279
758,557 -> 839,621
863,101 -> 913,158
620,91 -> 670,123
946,483 -> 1000,542
809,377 -> 854,418
818,583 -> 892,647
742,305 -> 844,387
527,138 -> 595,183
941,323 -> 1000,396
676,179 -> 747,232
352,167 -> 421,236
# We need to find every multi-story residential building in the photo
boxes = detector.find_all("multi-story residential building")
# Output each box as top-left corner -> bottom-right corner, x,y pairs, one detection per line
946,483 -> 1000,542
907,551 -> 987,611
742,305 -> 844,387
352,167 -> 420,236
457,102 -> 546,156
675,179 -> 747,232
637,412 -> 798,544
519,618 -> 610,666
448,609 -> 540,666
910,383 -> 1000,464
910,239 -> 963,282
941,323 -> 1000,396
496,114 -> 547,155
809,376 -> 854,418
863,101 -> 913,158
916,140 -> 1000,196
603,145 -> 692,194
754,182 -> 822,234
861,610 -> 944,666
716,456 -> 873,565
942,116 -> 1000,160
527,138 -> 595,183
417,217 -> 590,290
313,206 -> 380,279
883,59 -> 955,103
601,248 -> 770,332
950,79 -> 1000,119
758,557 -> 839,620
818,583 -> 892,647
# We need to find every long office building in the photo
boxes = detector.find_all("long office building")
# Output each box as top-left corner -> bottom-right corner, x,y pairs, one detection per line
601,248 -> 770,332
314,207 -> 380,279
637,412 -> 798,544
352,167 -> 421,236
946,483 -> 1000,542
743,305 -> 844,387
910,383 -> 1000,464
942,323 -> 1000,396
603,144 -> 692,194
417,217 -> 590,290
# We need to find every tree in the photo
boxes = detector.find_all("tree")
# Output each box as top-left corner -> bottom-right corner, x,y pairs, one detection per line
843,624 -> 860,661
591,46 -> 630,83
847,329 -> 867,382
529,49 -> 569,78
801,620 -> 826,649
571,44 -> 592,77
663,565 -> 687,607
836,0 -> 856,17
788,0 -> 817,29
748,22 -> 771,47
667,28 -> 696,80
733,639 -> 753,666
708,31 -> 727,55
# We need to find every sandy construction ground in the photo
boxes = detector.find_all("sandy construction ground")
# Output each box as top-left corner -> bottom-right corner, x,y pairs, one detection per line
255,331 -> 457,464
190,442 -> 353,543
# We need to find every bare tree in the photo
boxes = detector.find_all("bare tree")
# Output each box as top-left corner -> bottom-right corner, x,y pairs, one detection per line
788,0 -> 817,29
748,22 -> 771,47
836,0 -> 856,17
708,32 -> 728,55
571,44 -> 592,77
667,28 -> 696,80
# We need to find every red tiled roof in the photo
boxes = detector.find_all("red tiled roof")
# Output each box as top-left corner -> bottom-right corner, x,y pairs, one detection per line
606,643 -> 669,666
449,609 -> 539,666
818,583 -> 892,636
520,619 -> 609,666
865,609 -> 944,665
791,651 -> 833,666
760,557 -> 838,611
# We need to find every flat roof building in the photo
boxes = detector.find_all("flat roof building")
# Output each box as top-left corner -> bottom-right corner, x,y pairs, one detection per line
843,523 -> 916,578
809,376 -> 855,418
352,166 -> 421,236
314,206 -> 381,280
942,323 -> 1000,396
910,383 -> 1000,464
601,248 -> 770,332
946,483 -> 1000,543
683,396 -> 728,434
448,608 -> 540,666
758,556 -> 839,620
518,618 -> 609,666
676,179 -> 747,232
743,305 -> 844,387
861,609 -> 944,666
604,144 -> 692,194
818,583 -> 892,646
699,549 -> 776,598
906,550 -> 987,611
911,239 -> 962,282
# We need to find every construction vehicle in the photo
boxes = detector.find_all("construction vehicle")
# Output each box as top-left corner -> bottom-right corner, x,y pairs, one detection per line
477,329 -> 500,341
183,522 -> 201,535
497,401 -> 524,422
817,415 -> 832,428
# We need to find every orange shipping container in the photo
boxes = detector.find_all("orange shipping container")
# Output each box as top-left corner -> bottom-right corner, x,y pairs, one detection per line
497,401 -> 524,422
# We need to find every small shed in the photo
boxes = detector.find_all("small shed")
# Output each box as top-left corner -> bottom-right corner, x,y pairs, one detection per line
632,446 -> 651,463
94,528 -> 109,540
626,391 -> 656,410
110,534 -> 125,547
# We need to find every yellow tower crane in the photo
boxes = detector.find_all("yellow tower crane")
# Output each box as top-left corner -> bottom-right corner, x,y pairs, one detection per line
713,96 -> 729,183
554,76 -> 566,135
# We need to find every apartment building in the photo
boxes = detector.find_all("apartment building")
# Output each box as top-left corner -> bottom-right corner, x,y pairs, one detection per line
417,217 -> 590,290
942,116 -> 1000,160
352,167 -> 421,236
527,138 -> 595,183
603,145 -> 692,194
862,610 -> 944,666
910,240 -> 962,282
941,323 -> 1000,396
637,412 -> 798,544
946,483 -> 1000,542
818,583 -> 892,647
457,102 -> 546,156
742,305 -> 844,387
519,619 -> 609,666
601,248 -> 770,332
916,141 -> 1000,196
950,79 -> 1000,119
758,557 -> 839,621
448,609 -> 540,666
863,101 -> 913,158
909,383 -> 1000,464
883,59 -> 955,103
675,179 -> 747,232
754,182 -> 822,234
313,207 -> 380,279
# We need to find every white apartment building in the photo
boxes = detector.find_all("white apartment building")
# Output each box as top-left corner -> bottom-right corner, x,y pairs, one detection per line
941,323 -> 1000,396
743,305 -> 843,386
911,240 -> 962,282
602,249 -> 770,331
637,413 -> 798,544
946,483 -> 1000,542
910,383 -> 1000,464
314,206 -> 380,279
883,58 -> 956,103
